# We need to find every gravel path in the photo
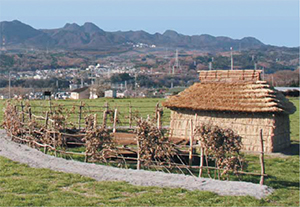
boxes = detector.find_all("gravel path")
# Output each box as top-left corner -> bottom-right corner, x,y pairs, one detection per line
0,130 -> 273,199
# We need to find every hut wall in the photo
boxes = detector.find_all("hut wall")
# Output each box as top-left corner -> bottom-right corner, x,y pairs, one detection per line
169,110 -> 289,153
272,114 -> 290,151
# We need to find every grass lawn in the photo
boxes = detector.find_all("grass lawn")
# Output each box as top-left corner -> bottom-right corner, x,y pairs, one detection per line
0,97 -> 299,206
0,98 -> 171,128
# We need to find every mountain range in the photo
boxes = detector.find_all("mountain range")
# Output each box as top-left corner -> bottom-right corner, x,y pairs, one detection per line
0,20 -> 265,52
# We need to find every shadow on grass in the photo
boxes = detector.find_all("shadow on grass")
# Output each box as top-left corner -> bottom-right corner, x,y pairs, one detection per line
279,142 -> 299,156
268,179 -> 300,189
240,174 -> 299,189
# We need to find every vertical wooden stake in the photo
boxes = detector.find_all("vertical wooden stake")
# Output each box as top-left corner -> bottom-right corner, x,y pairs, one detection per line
44,132 -> 48,154
129,103 -> 132,128
84,151 -> 88,163
137,137 -> 141,170
28,107 -> 32,121
45,111 -> 49,129
157,110 -> 162,130
21,102 -> 25,123
260,129 -> 265,185
194,113 -> 198,127
54,132 -> 57,157
189,119 -> 194,166
78,101 -> 82,129
102,102 -> 108,129
49,98 -> 52,113
199,145 -> 204,177
217,158 -> 221,180
93,114 -> 97,129
113,108 -> 118,133
169,111 -> 174,138
155,102 -> 159,119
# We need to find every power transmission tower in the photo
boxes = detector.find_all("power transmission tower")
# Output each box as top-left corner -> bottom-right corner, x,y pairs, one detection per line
172,49 -> 180,74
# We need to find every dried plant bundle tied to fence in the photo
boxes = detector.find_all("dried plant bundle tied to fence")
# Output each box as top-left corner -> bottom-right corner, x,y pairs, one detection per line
82,128 -> 115,163
135,119 -> 175,167
195,124 -> 245,177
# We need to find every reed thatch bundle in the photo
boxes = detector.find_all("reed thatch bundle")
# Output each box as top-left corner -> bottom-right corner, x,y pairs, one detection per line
163,81 -> 296,114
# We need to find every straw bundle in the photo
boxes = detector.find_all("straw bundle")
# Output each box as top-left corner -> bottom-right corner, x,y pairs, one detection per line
199,69 -> 262,83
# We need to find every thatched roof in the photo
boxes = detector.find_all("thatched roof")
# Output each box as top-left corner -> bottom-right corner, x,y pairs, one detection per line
199,70 -> 262,83
163,71 -> 296,114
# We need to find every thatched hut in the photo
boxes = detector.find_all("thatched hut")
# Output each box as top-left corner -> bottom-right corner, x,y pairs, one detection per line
162,70 -> 296,152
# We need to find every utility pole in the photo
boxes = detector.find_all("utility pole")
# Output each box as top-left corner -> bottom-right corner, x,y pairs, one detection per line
172,49 -> 179,75
230,47 -> 233,70
209,57 -> 214,70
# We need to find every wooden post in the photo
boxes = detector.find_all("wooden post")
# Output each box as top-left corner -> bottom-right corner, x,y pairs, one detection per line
260,129 -> 265,185
102,102 -> 108,129
44,132 -> 48,154
169,111 -> 174,138
155,102 -> 159,119
194,113 -> 198,128
136,137 -> 141,170
199,145 -> 204,177
28,107 -> 33,138
28,107 -> 32,121
157,111 -> 162,130
129,103 -> 132,128
113,108 -> 118,133
189,119 -> 194,166
53,132 -> 57,157
21,102 -> 25,123
45,111 -> 49,129
93,114 -> 97,129
84,151 -> 88,163
78,101 -> 83,129
49,98 -> 52,113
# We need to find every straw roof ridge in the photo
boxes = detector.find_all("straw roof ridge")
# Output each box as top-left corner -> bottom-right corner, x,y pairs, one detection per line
162,81 -> 296,114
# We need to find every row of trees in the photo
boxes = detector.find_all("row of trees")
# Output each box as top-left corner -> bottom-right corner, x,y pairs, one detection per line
0,78 -> 70,89
265,69 -> 300,87
109,73 -> 198,88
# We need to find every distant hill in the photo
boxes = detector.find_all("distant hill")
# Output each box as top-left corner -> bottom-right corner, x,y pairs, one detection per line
0,20 -> 265,51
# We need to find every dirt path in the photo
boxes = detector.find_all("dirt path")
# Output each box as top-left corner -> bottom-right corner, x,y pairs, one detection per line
0,130 -> 273,199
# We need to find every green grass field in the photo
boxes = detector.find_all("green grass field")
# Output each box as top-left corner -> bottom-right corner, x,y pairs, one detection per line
0,98 -> 171,128
0,98 -> 299,206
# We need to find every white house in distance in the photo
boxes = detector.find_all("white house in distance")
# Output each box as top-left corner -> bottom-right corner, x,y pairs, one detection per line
70,87 -> 90,99
105,89 -> 117,98
89,87 -> 98,99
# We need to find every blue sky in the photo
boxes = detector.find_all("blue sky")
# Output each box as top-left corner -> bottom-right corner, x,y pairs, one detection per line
0,0 -> 299,47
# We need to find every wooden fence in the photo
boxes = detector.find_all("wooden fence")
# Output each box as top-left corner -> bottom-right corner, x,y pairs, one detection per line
17,100 -> 166,132
3,101 -> 267,184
